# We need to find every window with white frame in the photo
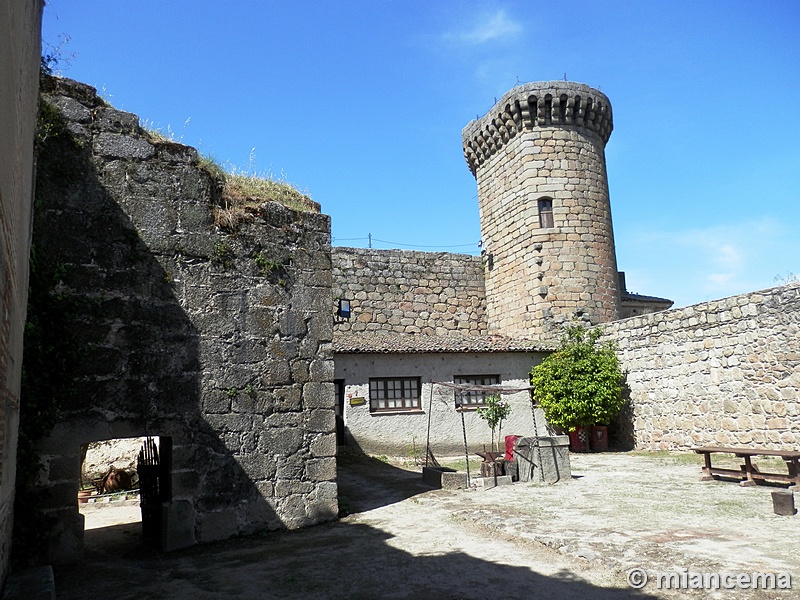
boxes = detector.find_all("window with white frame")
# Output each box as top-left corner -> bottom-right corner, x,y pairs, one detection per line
369,377 -> 421,412
453,375 -> 500,408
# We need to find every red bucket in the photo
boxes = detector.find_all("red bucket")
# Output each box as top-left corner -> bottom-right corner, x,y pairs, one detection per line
505,435 -> 522,461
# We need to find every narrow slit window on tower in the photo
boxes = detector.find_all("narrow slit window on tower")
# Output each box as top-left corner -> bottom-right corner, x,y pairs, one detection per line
538,198 -> 554,228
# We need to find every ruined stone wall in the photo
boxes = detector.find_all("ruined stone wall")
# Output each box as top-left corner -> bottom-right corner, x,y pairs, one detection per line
32,76 -> 336,563
604,283 -> 800,450
463,82 -> 620,340
332,247 -> 487,336
0,0 -> 43,584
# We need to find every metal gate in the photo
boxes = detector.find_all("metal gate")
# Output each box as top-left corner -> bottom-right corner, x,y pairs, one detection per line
137,437 -> 167,546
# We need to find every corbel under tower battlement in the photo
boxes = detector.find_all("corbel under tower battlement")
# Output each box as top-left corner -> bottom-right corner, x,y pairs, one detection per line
462,81 -> 613,175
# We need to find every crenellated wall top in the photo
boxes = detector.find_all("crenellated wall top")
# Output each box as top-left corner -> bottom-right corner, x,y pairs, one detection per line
462,81 -> 613,174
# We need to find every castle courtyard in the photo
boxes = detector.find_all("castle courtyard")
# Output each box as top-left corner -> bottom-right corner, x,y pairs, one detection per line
53,451 -> 797,600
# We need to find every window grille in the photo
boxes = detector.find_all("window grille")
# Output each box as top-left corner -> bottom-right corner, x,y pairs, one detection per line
453,375 -> 501,408
369,377 -> 421,412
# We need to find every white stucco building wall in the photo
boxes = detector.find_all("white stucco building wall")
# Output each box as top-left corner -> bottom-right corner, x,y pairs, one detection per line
335,351 -> 549,456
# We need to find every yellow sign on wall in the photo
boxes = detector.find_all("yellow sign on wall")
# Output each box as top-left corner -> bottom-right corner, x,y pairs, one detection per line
349,397 -> 366,406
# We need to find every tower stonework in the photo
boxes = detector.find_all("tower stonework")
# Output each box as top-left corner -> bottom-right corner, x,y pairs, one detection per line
463,81 -> 620,340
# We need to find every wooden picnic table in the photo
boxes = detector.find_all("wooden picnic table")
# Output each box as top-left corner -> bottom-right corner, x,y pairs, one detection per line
692,446 -> 800,489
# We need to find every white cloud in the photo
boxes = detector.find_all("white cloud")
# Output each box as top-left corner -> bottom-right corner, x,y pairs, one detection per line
441,9 -> 523,47
619,217 -> 797,307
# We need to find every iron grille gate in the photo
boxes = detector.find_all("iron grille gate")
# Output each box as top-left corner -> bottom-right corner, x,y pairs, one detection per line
137,437 -> 167,546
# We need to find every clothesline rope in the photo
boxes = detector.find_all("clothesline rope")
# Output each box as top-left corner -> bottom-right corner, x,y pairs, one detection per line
431,381 -> 534,394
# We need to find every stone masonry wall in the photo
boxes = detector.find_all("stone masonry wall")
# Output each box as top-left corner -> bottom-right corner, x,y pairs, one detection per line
332,247 -> 487,336
31,76 -> 336,563
463,82 -> 620,341
0,0 -> 43,584
604,283 -> 800,450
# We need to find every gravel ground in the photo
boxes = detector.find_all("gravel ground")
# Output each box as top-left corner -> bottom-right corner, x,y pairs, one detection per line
55,450 -> 799,599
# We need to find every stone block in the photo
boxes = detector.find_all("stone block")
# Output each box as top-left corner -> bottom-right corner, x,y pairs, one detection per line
49,94 -> 92,122
94,106 -> 139,133
258,427 -> 303,456
1,566 -> 56,600
237,454 -> 277,481
275,480 -> 315,498
306,498 -> 338,523
303,382 -> 335,409
772,490 -> 796,516
306,457 -> 336,482
161,500 -> 197,551
307,409 -> 335,433
198,509 -> 238,543
421,467 -> 468,489
514,436 -> 571,483
278,494 -> 314,529
276,455 -> 306,480
93,132 -> 155,159
474,475 -> 513,489
310,433 -> 337,458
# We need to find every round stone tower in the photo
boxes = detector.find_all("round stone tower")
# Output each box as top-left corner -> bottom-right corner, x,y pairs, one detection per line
462,81 -> 620,340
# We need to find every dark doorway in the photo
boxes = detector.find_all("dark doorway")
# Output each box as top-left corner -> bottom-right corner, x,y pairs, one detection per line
334,379 -> 347,446
137,436 -> 172,548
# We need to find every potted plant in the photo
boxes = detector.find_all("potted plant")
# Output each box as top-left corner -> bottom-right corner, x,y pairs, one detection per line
530,325 -> 624,452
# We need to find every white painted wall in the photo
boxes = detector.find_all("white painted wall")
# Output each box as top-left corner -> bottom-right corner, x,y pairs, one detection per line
335,352 -> 549,456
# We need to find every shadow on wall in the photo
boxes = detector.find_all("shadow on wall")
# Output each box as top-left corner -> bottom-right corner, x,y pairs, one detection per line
611,381 -> 636,452
17,81 -> 321,567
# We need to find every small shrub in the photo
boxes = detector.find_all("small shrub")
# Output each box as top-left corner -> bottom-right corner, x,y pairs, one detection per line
252,251 -> 280,276
476,395 -> 512,452
212,241 -> 235,269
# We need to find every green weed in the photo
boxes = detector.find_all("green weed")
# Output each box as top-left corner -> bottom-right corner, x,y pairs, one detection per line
252,251 -> 280,276
212,241 -> 235,269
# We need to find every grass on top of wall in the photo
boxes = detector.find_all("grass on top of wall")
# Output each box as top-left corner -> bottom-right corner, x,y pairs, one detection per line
138,128 -> 319,230
223,171 -> 318,214
197,157 -> 319,231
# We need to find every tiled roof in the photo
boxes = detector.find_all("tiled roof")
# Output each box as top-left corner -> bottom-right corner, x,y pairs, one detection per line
333,332 -> 553,354
621,292 -> 674,305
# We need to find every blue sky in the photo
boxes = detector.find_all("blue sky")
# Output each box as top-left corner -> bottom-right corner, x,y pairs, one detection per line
42,1 -> 800,309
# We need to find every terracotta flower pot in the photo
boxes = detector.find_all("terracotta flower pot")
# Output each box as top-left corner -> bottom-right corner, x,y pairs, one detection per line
590,425 -> 609,452
568,426 -> 590,452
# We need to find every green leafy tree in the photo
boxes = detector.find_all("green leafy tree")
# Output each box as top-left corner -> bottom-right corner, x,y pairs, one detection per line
476,395 -> 512,452
530,325 -> 624,432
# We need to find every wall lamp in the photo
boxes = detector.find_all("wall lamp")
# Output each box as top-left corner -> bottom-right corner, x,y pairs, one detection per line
337,298 -> 351,320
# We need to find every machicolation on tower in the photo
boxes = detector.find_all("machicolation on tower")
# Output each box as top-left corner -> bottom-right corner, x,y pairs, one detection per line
462,82 -> 612,175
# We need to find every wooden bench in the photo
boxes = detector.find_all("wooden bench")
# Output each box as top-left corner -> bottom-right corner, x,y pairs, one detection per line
692,446 -> 800,489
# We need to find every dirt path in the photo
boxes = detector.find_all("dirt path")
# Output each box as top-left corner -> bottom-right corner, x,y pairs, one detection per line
55,451 -> 798,599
